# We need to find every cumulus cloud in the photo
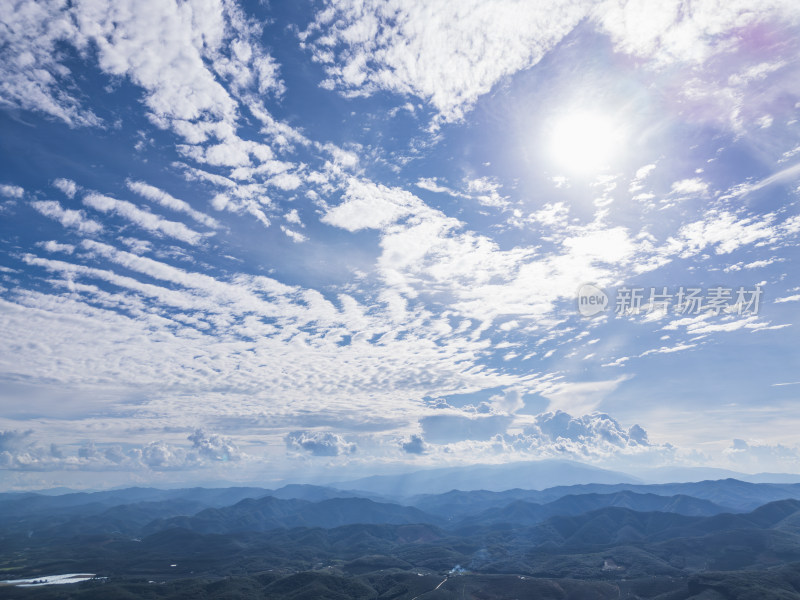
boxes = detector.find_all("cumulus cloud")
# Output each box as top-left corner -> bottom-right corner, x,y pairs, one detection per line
284,209 -> 303,226
531,411 -> 649,446
0,430 -> 243,472
286,431 -> 357,456
482,410 -> 665,464
53,178 -> 77,198
401,434 -> 428,455
188,429 -> 241,462
0,184 -> 25,198
405,409 -> 672,468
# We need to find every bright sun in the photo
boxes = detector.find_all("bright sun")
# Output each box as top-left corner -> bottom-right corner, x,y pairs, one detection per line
549,111 -> 625,175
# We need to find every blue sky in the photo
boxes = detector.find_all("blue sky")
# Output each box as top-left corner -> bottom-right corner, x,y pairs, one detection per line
1,0 -> 800,490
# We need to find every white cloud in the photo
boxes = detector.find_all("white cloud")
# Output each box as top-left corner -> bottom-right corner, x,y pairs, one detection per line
667,210 -> 779,256
628,163 -> 656,193
0,428 -> 243,472
322,178 -> 425,232
187,429 -> 241,462
597,0 -> 800,65
465,177 -> 509,208
280,225 -> 308,243
6,232 -> 517,428
2,0 -> 283,134
83,193 -> 205,245
53,178 -> 77,198
31,200 -> 103,234
0,184 -> 25,198
596,2 -> 800,132
670,177 -> 708,196
528,202 -> 570,228
269,172 -> 303,191
322,179 -> 661,326
540,376 -> 629,414
530,410 -> 649,446
416,177 -> 455,194
639,342 -> 696,357
127,179 -> 219,228
634,164 -> 656,181
37,240 -> 75,254
286,430 -> 357,456
302,0 -> 590,123
663,311 -> 779,336
725,162 -> 800,199
0,0 -> 101,127
284,208 -> 303,225
78,0 -> 234,126
181,165 -> 274,229
756,114 -> 774,128
470,410 -> 676,465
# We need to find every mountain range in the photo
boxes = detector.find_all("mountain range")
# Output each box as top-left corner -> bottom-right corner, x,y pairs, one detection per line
6,471 -> 800,598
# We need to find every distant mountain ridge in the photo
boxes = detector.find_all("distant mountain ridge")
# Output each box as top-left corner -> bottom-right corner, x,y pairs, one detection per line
6,483 -> 800,598
331,459 -> 639,495
145,496 -> 435,535
454,491 -> 729,529
409,478 -> 800,513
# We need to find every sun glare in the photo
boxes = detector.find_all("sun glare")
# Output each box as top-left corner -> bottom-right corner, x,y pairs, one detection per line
549,110 -> 625,175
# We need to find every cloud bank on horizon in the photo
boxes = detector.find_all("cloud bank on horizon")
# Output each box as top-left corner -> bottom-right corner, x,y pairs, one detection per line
1,0 -> 799,489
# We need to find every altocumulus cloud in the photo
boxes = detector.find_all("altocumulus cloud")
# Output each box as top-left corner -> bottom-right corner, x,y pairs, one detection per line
401,435 -> 428,455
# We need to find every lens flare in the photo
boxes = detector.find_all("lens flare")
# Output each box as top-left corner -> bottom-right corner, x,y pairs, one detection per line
549,110 -> 625,175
